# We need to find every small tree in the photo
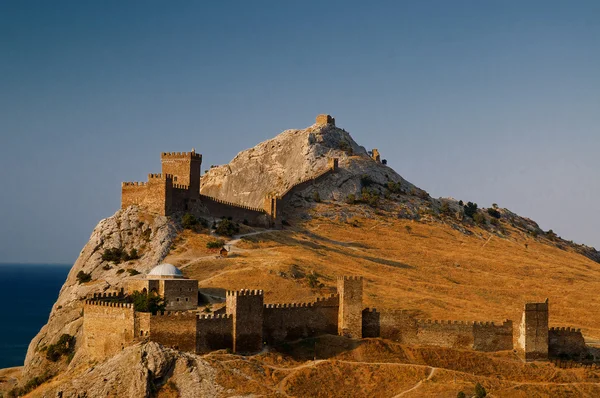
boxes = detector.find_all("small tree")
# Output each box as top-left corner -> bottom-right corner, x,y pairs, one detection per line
130,290 -> 166,314
215,219 -> 240,237
463,202 -> 478,218
181,213 -> 198,229
76,270 -> 92,284
487,208 -> 501,219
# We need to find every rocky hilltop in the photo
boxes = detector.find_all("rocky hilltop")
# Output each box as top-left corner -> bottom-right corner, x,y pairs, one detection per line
200,119 -> 419,209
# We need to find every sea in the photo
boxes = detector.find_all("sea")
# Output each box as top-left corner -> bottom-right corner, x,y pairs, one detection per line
0,263 -> 71,369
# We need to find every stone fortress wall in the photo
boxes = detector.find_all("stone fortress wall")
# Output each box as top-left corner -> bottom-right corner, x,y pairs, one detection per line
120,115 -> 341,227
82,270 -> 591,362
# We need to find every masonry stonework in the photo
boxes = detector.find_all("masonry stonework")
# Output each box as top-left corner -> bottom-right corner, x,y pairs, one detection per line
518,300 -> 549,361
82,266 -> 589,363
226,289 -> 264,353
337,276 -> 363,338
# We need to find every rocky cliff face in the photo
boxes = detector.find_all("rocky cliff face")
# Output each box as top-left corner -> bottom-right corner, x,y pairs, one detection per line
200,122 -> 420,209
30,342 -> 223,398
23,207 -> 178,379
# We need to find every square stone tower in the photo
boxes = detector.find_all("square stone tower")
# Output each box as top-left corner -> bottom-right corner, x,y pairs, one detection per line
160,150 -> 202,195
517,299 -> 549,361
226,289 -> 264,353
337,276 -> 363,338
316,114 -> 335,126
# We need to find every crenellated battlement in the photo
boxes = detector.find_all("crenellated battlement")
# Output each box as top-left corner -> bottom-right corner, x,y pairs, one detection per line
173,183 -> 189,190
88,291 -> 124,300
161,151 -> 202,159
226,289 -> 264,297
337,275 -> 363,281
550,326 -> 582,334
151,311 -> 196,318
84,300 -> 132,309
200,194 -> 266,213
197,313 -> 232,320
417,319 -> 473,326
148,173 -> 175,180
122,181 -> 148,187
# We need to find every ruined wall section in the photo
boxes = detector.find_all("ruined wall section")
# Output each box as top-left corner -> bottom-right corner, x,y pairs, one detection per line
549,327 -> 588,359
337,276 -> 363,338
226,289 -> 264,353
199,194 -> 269,226
416,320 -> 474,349
518,300 -> 549,361
148,311 -> 197,353
196,314 -> 233,353
83,301 -> 135,360
362,309 -> 418,343
473,320 -> 513,351
263,295 -> 339,343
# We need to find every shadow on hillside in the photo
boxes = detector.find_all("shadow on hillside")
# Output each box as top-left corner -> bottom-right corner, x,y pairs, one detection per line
270,334 -> 364,361
270,230 -> 413,270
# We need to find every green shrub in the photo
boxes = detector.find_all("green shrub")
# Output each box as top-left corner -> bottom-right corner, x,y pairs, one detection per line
127,268 -> 140,276
457,392 -> 466,398
386,181 -> 403,194
76,270 -> 92,284
45,334 -> 75,362
440,201 -> 451,216
360,174 -> 375,188
215,219 -> 240,237
181,213 -> 198,229
487,208 -> 501,218
405,225 -> 412,234
473,212 -> 486,225
339,140 -> 353,154
475,382 -> 487,398
346,194 -> 356,204
306,272 -> 321,289
102,248 -> 140,264
361,188 -> 379,207
116,269 -> 125,275
463,201 -> 478,218
7,372 -> 54,398
130,290 -> 166,314
206,239 -> 226,249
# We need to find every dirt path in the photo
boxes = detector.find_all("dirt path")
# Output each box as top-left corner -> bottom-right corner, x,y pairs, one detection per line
392,367 -> 436,398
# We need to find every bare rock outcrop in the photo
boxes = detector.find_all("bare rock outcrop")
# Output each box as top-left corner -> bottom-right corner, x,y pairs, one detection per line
200,122 -> 422,210
23,206 -> 178,380
30,342 -> 223,398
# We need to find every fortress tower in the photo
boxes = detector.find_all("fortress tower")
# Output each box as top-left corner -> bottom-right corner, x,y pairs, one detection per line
316,114 -> 335,126
518,299 -> 549,361
161,150 -> 202,195
337,276 -> 363,338
226,289 -> 264,353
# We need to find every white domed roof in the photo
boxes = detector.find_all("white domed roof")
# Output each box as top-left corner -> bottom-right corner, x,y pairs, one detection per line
148,263 -> 183,278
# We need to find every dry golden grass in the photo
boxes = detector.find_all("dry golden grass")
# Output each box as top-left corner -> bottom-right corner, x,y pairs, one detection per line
167,203 -> 600,340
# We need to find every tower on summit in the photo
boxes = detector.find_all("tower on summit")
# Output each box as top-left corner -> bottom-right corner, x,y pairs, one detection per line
316,114 -> 335,126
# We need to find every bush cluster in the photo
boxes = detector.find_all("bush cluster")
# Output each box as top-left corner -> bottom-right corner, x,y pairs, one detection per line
46,334 -> 75,362
487,208 -> 501,219
76,270 -> 92,284
130,290 -> 166,314
181,213 -> 208,230
7,372 -> 54,398
206,239 -> 226,249
102,247 -> 140,264
215,219 -> 240,237
463,201 -> 478,218
360,188 -> 379,207
386,181 -> 403,194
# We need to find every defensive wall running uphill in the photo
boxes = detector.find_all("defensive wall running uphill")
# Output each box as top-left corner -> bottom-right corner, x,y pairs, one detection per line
83,264 -> 590,362
121,115 -> 342,226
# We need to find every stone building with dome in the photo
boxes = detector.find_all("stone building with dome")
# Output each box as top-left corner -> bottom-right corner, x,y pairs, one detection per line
125,263 -> 198,311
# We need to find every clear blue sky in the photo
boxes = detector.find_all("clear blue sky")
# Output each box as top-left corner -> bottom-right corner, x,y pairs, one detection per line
1,1 -> 599,264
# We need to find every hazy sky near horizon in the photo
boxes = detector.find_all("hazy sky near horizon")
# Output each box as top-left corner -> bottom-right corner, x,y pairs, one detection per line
1,1 -> 599,264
